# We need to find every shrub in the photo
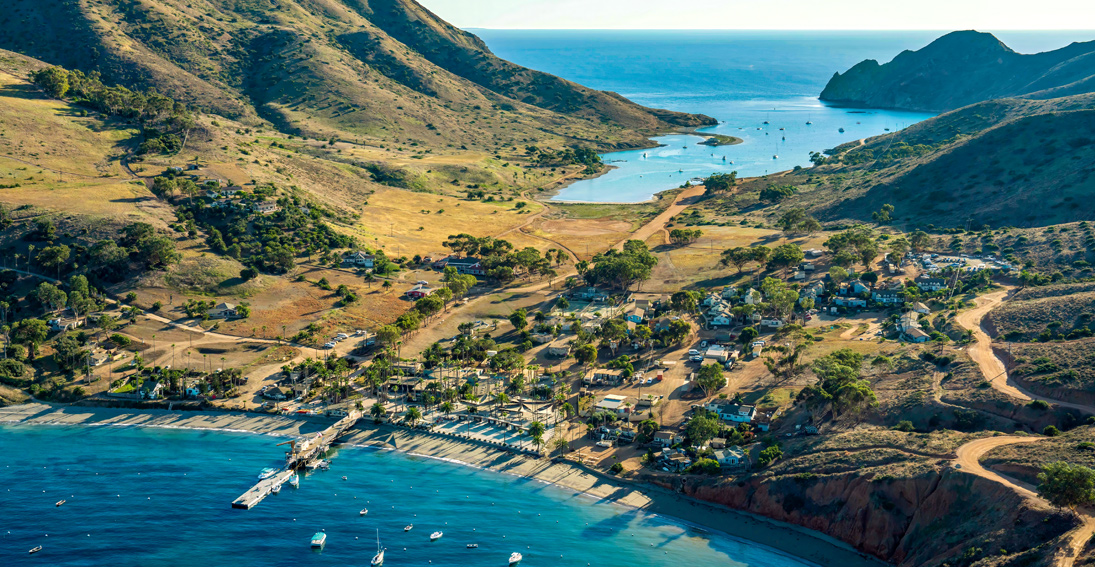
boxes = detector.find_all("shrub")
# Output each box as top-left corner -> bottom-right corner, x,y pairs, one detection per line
893,420 -> 915,432
1028,400 -> 1051,411
1043,425 -> 1061,437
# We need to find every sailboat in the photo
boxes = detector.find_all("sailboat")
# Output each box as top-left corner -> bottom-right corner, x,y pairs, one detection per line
371,530 -> 385,566
806,115 -> 813,125
762,112 -> 770,125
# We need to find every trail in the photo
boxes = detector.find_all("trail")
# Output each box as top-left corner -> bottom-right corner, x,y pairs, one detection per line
955,289 -> 1095,414
617,185 -> 707,248
954,436 -> 1095,567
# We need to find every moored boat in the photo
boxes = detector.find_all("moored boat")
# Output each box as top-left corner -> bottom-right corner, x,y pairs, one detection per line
404,524 -> 413,532
311,532 -> 326,548
258,467 -> 278,480
289,474 -> 299,488
371,529 -> 385,566
467,544 -> 479,549
430,531 -> 443,541
271,483 -> 281,495
509,551 -> 523,565
29,546 -> 43,554
55,499 -> 66,507
360,509 -> 368,516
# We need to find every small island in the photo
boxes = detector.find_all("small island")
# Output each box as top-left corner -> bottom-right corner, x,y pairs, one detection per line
698,134 -> 743,146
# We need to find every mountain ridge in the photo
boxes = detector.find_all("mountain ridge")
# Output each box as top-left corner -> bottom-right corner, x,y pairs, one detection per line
820,30 -> 1095,112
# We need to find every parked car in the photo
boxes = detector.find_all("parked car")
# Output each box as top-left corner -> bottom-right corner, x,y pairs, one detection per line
689,355 -> 704,363
323,342 -> 336,349
688,349 -> 700,356
416,280 -> 429,285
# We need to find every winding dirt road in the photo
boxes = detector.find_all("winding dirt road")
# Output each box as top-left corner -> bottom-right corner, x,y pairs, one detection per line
954,435 -> 1095,567
955,289 -> 1095,414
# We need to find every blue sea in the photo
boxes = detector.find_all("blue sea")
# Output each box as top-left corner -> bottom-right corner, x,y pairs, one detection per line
1,424 -> 812,566
473,30 -> 1094,202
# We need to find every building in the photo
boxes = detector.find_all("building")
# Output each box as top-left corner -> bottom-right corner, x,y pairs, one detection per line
139,380 -> 163,400
406,285 -> 434,299
437,256 -> 486,276
546,339 -> 572,358
705,401 -> 757,423
713,446 -> 748,467
912,302 -> 931,315
872,289 -> 904,305
572,287 -> 609,302
88,350 -> 111,367
843,280 -> 871,295
342,251 -> 375,269
594,394 -> 633,416
833,297 -> 867,308
653,431 -> 678,447
706,304 -> 734,327
906,327 -> 930,343
626,308 -> 646,323
48,315 -> 83,332
760,318 -> 785,329
897,311 -> 920,333
710,437 -> 728,449
916,276 -> 947,292
208,302 -> 238,319
254,200 -> 279,214
704,344 -> 731,362
584,368 -> 625,385
743,288 -> 762,305
800,280 -> 825,305
262,385 -> 288,401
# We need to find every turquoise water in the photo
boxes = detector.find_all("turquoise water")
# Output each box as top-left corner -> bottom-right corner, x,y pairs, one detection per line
1,424 -> 812,566
474,30 -> 1088,202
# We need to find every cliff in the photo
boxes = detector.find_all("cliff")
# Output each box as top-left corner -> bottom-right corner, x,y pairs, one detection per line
820,30 -> 1095,112
657,468 -> 1073,567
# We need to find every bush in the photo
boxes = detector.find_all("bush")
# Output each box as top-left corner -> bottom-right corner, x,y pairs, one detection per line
1028,399 -> 1051,411
110,333 -> 132,347
609,462 -> 623,474
893,420 -> 915,432
1044,425 -> 1061,437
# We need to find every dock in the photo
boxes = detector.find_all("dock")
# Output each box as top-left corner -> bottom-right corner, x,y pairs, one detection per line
231,410 -> 360,509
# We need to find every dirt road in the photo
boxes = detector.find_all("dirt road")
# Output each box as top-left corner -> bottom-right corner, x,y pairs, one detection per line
954,435 -> 1095,567
615,185 -> 707,249
955,289 -> 1095,414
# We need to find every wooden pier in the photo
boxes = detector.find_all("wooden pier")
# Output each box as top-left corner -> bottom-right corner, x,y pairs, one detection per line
231,410 -> 360,509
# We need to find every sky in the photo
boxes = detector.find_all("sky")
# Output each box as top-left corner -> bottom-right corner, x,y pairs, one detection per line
417,0 -> 1095,30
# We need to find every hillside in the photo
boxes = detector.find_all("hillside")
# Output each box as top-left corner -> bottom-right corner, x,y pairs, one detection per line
715,93 -> 1095,234
0,0 -> 711,152
821,30 -> 1095,112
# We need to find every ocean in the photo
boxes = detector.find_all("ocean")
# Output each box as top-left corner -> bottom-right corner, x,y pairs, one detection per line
472,30 -> 1093,202
1,424 -> 812,566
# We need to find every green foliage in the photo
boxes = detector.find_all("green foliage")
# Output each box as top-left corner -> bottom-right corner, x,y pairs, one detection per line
759,184 -> 796,203
893,420 -> 915,432
756,445 -> 783,468
584,240 -> 658,290
1038,462 -> 1095,509
686,458 -> 722,475
704,172 -> 738,192
694,364 -> 726,397
686,410 -> 721,446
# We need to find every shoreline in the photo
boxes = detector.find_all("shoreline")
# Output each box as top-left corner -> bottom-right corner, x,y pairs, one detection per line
1,403 -> 885,567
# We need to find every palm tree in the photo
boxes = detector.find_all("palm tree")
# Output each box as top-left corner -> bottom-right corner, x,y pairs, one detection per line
370,401 -> 386,423
441,401 -> 454,415
492,391 -> 509,416
405,406 -> 422,426
528,420 -> 546,454
551,437 -> 569,459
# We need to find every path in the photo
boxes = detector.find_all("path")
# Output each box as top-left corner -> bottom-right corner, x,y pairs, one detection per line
955,289 -> 1095,414
954,435 -> 1095,567
616,185 -> 707,249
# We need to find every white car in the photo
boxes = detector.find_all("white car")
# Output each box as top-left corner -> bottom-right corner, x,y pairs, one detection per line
416,280 -> 429,285
323,342 -> 336,349
688,349 -> 700,356
336,333 -> 349,339
689,355 -> 704,363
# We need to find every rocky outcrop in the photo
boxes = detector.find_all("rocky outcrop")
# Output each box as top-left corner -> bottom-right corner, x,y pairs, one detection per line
820,30 -> 1095,112
655,468 -> 1074,566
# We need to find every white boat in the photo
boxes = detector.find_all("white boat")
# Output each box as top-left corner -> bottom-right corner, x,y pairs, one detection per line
430,531 -> 443,541
467,544 -> 479,549
29,546 -> 42,554
509,552 -> 523,565
55,499 -> 66,507
311,532 -> 326,548
289,475 -> 299,488
371,529 -> 385,566
404,524 -> 413,532
360,509 -> 368,516
271,483 -> 281,495
341,476 -> 348,481
258,467 -> 278,480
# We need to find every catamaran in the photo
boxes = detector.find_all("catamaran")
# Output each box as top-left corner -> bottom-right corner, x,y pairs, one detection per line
371,529 -> 385,566
310,532 -> 326,548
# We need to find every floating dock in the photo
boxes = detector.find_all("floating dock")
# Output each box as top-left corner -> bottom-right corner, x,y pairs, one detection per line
231,410 -> 360,509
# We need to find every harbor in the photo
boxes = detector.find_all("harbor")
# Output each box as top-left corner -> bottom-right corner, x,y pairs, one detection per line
231,410 -> 361,509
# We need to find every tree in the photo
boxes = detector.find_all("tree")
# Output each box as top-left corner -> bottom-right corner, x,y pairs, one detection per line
767,244 -> 804,274
31,67 -> 71,98
377,325 -> 401,346
36,282 -> 68,312
12,319 -> 48,357
777,209 -> 807,233
555,296 -> 569,310
720,247 -> 754,273
1038,462 -> 1095,510
404,406 -> 422,426
828,266 -> 849,287
670,290 -> 700,313
686,410 -> 720,446
756,445 -> 783,467
551,437 -> 569,458
240,267 -> 258,281
664,319 -> 691,344
574,344 -> 597,366
888,237 -> 910,261
694,364 -> 726,397
370,402 -> 387,423
508,308 -> 528,331
37,245 -> 71,276
414,295 -> 444,320
528,420 -> 546,453
909,230 -> 932,253
704,172 -> 737,192
759,184 -> 796,203
739,327 -> 759,344
872,204 -> 895,224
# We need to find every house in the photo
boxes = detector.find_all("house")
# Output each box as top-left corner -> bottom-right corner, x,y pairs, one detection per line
663,452 -> 693,472
262,385 -> 288,401
208,302 -> 238,319
573,287 -> 609,302
406,285 -> 434,299
713,446 -> 748,467
916,276 -> 947,292
594,394 -> 633,416
48,315 -> 83,332
906,327 -> 930,343
792,271 -> 806,280
442,256 -> 486,276
653,431 -> 678,447
342,251 -> 375,269
833,296 -> 867,308
800,280 -> 825,305
222,185 -> 243,196
743,288 -> 762,305
530,333 -> 554,344
704,344 -> 730,362
843,280 -> 871,295
585,368 -> 625,385
254,200 -> 279,214
139,380 -> 163,400
705,401 -> 757,423
706,304 -> 734,327
626,308 -> 646,323
897,311 -> 920,332
750,341 -> 764,359
392,361 -> 423,375
872,289 -> 904,305
720,287 -> 738,300
912,302 -> 931,315
546,339 -> 572,358
800,262 -> 815,272
710,437 -> 728,449
805,248 -> 823,258
185,382 -> 203,398
88,350 -> 111,367
760,318 -> 785,329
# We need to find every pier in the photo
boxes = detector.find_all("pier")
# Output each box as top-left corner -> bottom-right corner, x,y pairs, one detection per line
231,410 -> 360,509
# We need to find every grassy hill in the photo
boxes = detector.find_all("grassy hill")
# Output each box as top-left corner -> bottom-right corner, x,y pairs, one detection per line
821,30 -> 1095,112
0,0 -> 711,153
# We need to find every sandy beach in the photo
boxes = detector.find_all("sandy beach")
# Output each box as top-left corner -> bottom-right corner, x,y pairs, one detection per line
2,403 -> 885,567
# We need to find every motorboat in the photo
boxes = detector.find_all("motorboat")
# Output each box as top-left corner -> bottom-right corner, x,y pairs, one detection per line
509,552 -> 523,565
467,544 -> 479,549
404,524 -> 413,532
55,499 -> 66,507
839,127 -> 845,133
258,467 -> 278,480
430,531 -> 443,541
29,546 -> 42,554
341,476 -> 348,481
360,509 -> 368,516
271,483 -> 281,495
371,529 -> 385,566
289,475 -> 299,488
311,532 -> 326,548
